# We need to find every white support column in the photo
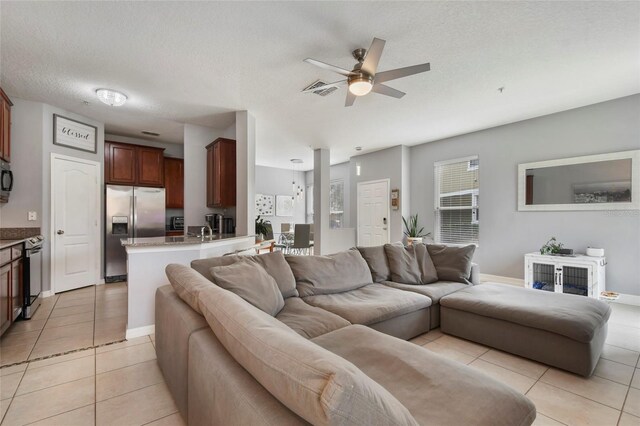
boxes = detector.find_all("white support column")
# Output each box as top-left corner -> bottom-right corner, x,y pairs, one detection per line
235,111 -> 256,236
313,148 -> 330,255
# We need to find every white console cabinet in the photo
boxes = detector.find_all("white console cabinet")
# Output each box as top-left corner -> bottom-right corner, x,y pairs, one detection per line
524,253 -> 606,298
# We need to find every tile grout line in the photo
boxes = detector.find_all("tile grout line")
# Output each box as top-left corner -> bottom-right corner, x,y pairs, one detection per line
617,385 -> 632,426
20,402 -> 95,426
140,410 -> 180,426
534,375 -> 628,412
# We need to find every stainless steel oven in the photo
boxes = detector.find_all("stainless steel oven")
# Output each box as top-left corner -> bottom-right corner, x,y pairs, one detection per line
0,160 -> 12,203
22,235 -> 43,319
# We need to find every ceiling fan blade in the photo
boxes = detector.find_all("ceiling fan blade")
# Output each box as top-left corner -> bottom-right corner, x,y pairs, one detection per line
371,84 -> 405,99
361,37 -> 386,76
375,63 -> 430,84
302,80 -> 347,93
345,91 -> 356,107
304,58 -> 355,76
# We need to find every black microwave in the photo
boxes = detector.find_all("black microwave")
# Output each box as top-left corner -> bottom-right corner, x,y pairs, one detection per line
0,160 -> 12,203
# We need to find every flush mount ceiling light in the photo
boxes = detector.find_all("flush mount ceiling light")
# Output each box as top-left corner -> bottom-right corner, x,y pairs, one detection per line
96,88 -> 128,106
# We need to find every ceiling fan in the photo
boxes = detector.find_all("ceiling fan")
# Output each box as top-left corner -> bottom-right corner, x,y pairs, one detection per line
303,37 -> 430,107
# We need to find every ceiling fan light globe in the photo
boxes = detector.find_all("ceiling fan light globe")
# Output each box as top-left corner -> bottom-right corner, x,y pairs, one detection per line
349,80 -> 373,96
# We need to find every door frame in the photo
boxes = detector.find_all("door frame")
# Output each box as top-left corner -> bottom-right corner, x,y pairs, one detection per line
356,178 -> 390,246
50,153 -> 101,294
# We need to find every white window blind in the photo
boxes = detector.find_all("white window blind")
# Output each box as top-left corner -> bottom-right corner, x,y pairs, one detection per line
434,156 -> 479,245
329,179 -> 345,229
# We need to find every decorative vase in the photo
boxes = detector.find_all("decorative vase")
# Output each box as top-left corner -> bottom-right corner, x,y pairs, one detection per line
255,234 -> 264,243
407,237 -> 423,246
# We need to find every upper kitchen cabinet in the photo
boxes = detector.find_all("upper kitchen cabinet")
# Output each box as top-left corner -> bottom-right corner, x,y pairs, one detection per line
0,88 -> 13,163
206,138 -> 236,208
104,141 -> 165,187
164,157 -> 184,208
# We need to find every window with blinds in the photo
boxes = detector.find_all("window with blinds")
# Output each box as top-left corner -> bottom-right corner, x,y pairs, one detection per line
434,156 -> 479,245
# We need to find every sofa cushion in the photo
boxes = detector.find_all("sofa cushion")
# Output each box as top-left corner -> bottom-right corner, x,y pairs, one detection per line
357,245 -> 390,282
210,261 -> 285,316
382,280 -> 469,304
302,283 -> 431,325
312,325 -> 536,426
414,244 -> 439,284
197,283 -> 419,425
276,297 -> 351,339
166,263 -> 215,314
192,251 -> 298,298
440,283 -> 611,343
383,244 -> 422,284
427,244 -> 476,283
286,250 -> 373,297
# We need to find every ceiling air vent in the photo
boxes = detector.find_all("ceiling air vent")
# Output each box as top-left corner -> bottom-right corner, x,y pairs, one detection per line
303,80 -> 338,97
141,131 -> 160,137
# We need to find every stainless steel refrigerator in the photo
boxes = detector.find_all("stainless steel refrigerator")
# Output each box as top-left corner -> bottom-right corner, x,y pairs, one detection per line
105,185 -> 165,281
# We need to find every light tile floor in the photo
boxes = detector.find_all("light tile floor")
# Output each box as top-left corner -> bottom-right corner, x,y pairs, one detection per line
0,283 -> 127,367
0,295 -> 638,425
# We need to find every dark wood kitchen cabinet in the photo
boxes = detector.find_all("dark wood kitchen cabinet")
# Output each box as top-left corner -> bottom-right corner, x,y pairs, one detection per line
164,157 -> 184,208
104,142 -> 165,187
0,88 -> 13,163
0,243 -> 23,337
206,138 -> 236,208
0,263 -> 10,335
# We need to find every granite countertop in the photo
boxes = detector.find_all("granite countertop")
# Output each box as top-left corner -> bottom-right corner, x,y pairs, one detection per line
0,239 -> 27,250
120,234 -> 248,247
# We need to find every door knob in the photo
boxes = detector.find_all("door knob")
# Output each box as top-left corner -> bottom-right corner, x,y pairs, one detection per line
57,230 -> 64,235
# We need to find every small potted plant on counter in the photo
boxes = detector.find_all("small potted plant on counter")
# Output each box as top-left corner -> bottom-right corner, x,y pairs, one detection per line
403,214 -> 430,246
540,237 -> 563,255
255,215 -> 270,243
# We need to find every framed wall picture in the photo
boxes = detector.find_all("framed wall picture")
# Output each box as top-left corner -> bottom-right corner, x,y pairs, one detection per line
53,114 -> 98,153
256,193 -> 274,216
276,194 -> 294,217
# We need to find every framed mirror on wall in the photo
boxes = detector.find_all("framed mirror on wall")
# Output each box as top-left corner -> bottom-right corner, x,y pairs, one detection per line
517,150 -> 640,211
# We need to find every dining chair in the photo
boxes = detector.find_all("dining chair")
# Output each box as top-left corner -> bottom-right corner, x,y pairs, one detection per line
291,224 -> 314,255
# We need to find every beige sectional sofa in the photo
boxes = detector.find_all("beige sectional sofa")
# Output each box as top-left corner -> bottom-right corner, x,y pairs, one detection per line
156,247 -> 538,425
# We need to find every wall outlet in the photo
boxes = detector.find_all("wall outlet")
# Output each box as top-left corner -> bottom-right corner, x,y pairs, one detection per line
28,211 -> 38,221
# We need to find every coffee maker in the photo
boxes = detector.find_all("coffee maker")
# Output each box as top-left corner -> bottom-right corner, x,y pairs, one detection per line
205,213 -> 220,233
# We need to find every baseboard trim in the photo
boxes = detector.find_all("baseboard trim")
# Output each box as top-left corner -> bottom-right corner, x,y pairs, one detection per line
41,290 -> 54,298
126,325 -> 155,339
479,274 -> 525,287
479,273 -> 640,306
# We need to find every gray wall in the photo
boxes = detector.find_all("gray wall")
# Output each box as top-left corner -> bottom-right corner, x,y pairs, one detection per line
409,94 -> 640,295
305,161 -> 352,228
255,165 -> 306,237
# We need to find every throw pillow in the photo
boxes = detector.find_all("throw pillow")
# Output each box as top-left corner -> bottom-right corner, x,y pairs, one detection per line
414,243 -> 439,284
209,260 -> 285,316
357,245 -> 391,282
427,244 -> 476,283
384,244 -> 422,284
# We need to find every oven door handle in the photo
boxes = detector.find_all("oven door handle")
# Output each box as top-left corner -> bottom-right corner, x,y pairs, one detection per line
1,170 -> 13,191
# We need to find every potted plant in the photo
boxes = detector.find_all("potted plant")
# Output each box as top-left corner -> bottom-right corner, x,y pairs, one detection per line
540,237 -> 563,255
255,215 -> 270,243
403,214 -> 430,246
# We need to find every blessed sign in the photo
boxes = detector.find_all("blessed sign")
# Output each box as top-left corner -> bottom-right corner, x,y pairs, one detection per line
53,114 -> 98,153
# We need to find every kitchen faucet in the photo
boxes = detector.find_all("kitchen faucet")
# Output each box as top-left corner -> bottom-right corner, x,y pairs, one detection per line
201,224 -> 213,240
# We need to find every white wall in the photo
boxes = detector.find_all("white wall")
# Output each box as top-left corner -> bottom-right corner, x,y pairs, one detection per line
183,124 -> 224,228
255,165 -> 306,238
104,134 -> 184,159
409,94 -> 640,295
0,99 -> 44,227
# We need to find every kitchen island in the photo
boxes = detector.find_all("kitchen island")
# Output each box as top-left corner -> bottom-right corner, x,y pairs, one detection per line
123,234 -> 255,338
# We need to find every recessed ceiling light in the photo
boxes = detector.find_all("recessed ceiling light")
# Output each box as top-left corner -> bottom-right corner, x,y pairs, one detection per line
141,131 -> 160,137
355,146 -> 362,151
96,88 -> 128,106
290,159 -> 303,164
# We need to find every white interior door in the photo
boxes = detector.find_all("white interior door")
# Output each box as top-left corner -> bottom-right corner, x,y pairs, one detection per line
52,155 -> 100,293
357,179 -> 390,247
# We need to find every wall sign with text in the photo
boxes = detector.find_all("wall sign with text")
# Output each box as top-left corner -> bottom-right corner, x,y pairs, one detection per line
53,114 -> 98,153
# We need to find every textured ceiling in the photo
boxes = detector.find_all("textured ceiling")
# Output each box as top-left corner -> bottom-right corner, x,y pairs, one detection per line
1,1 -> 639,169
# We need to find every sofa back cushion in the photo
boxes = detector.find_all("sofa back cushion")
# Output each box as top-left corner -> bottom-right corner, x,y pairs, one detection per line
414,244 -> 439,284
357,245 -> 391,282
286,250 -> 373,297
166,263 -> 215,314
209,261 -> 285,316
197,280 -> 418,426
384,244 -> 422,284
427,244 -> 476,283
192,251 -> 298,298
